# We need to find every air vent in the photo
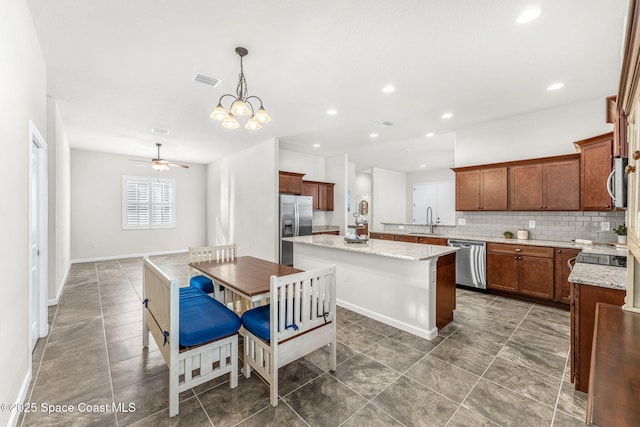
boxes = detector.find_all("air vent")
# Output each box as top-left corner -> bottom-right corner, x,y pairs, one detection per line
192,73 -> 221,88
375,121 -> 395,128
151,128 -> 170,135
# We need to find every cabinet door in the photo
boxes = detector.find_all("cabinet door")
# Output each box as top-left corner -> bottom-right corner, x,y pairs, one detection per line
510,164 -> 543,210
554,248 -> 580,304
319,184 -> 334,211
455,170 -> 481,211
302,182 -> 319,210
580,137 -> 613,210
487,252 -> 518,293
519,256 -> 554,300
481,167 -> 508,210
544,159 -> 580,210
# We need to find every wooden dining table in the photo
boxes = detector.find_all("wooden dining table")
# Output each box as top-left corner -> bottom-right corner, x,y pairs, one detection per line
189,256 -> 302,305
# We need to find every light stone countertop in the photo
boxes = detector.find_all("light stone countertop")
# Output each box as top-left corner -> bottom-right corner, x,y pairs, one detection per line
284,234 -> 458,261
568,262 -> 627,290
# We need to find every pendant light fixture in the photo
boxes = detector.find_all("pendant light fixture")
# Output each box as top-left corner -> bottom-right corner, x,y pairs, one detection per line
210,47 -> 271,130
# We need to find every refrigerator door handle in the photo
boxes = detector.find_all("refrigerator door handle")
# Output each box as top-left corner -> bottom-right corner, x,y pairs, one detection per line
294,203 -> 299,236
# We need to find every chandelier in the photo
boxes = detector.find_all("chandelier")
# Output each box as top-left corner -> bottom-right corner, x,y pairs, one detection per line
210,47 -> 271,130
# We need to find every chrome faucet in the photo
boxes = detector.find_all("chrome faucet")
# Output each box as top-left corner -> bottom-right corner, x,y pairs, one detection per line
426,206 -> 435,234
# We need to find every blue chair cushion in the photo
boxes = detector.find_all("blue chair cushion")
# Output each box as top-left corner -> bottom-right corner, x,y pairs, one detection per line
190,275 -> 214,294
178,287 -> 241,347
241,305 -> 271,342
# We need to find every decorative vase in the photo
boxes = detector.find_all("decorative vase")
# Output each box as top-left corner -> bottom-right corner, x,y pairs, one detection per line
617,235 -> 627,245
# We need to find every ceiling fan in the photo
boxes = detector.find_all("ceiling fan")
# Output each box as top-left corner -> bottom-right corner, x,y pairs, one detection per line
129,143 -> 189,171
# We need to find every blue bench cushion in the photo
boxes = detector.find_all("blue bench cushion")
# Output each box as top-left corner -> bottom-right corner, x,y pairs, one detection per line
178,287 -> 241,347
190,275 -> 214,294
241,305 -> 271,342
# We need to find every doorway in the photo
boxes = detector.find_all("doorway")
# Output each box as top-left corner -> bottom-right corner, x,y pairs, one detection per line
29,121 -> 48,352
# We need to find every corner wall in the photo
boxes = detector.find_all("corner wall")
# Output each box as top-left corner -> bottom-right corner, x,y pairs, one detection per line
0,0 -> 47,424
207,139 -> 279,261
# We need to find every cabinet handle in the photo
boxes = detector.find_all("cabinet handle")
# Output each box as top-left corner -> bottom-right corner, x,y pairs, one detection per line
626,165 -> 636,174
514,256 -> 519,259
634,150 -> 640,161
515,248 -> 522,252
557,249 -> 562,253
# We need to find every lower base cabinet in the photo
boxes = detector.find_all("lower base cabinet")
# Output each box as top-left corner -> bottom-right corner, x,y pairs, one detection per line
570,282 -> 625,392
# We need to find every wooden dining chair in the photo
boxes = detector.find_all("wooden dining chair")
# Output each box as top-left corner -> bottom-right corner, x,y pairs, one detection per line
188,244 -> 236,303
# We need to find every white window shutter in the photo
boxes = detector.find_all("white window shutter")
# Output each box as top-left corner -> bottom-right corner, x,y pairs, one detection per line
122,176 -> 176,229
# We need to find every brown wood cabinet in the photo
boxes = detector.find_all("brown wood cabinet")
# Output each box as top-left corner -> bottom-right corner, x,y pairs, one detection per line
570,282 -> 625,392
301,180 -> 334,211
369,232 -> 395,241
509,156 -> 580,211
279,171 -> 305,194
554,248 -> 580,304
312,230 -> 339,236
436,253 -> 456,329
420,236 -> 448,246
574,133 -> 614,211
394,234 -> 421,243
454,167 -> 508,211
487,243 -> 554,300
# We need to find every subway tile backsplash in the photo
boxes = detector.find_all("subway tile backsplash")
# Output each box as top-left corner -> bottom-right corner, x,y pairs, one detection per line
383,211 -> 626,244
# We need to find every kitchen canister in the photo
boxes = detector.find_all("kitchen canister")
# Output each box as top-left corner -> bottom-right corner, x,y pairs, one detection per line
517,229 -> 529,240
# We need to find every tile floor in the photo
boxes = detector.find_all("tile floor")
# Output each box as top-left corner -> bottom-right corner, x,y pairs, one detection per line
19,253 -> 588,426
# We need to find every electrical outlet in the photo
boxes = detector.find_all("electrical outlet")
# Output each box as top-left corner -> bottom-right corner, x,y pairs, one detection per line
90,241 -> 97,248
399,225 -> 405,230
600,221 -> 610,231
344,272 -> 351,282
529,220 -> 536,229
458,218 -> 466,226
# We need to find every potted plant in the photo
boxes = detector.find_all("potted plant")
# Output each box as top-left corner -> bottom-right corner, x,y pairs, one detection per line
614,223 -> 627,244
503,230 -> 514,239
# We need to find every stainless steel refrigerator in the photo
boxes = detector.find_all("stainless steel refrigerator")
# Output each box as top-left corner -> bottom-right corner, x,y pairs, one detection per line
280,195 -> 313,266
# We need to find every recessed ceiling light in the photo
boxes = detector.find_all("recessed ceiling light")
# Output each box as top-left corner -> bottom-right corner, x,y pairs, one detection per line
419,164 -> 427,168
441,112 -> 453,119
547,82 -> 565,91
312,144 -> 321,148
327,109 -> 337,115
382,85 -> 395,93
517,8 -> 541,24
369,133 -> 379,138
151,128 -> 170,135
425,132 -> 435,137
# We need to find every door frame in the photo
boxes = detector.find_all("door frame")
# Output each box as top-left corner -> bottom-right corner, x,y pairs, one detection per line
29,120 -> 48,349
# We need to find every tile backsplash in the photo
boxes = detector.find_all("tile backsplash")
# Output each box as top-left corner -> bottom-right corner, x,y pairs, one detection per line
382,211 -> 626,244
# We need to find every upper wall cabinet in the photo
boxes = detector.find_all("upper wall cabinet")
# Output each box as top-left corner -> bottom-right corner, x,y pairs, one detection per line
301,180 -> 334,211
509,155 -> 580,211
574,133 -> 614,211
279,171 -> 305,195
453,167 -> 508,211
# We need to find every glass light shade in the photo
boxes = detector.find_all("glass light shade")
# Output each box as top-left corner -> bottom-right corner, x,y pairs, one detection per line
221,114 -> 240,129
230,99 -> 251,116
210,104 -> 228,121
245,116 -> 262,130
254,107 -> 271,123
152,162 -> 170,171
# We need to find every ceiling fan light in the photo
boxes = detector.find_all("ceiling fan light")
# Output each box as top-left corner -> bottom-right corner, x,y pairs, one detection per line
221,114 -> 240,129
245,116 -> 262,130
152,163 -> 170,171
255,107 -> 271,123
230,99 -> 251,116
210,104 -> 228,121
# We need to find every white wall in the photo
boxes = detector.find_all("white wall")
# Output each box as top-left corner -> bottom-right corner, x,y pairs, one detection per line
70,149 -> 206,260
208,139 -> 279,261
326,154 -> 349,233
406,168 -> 456,223
455,97 -> 614,167
371,167 -> 407,231
47,98 -> 71,303
0,0 -> 47,424
279,149 -> 326,181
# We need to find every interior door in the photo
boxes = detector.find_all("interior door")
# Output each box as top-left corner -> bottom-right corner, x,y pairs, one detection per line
29,141 -> 40,351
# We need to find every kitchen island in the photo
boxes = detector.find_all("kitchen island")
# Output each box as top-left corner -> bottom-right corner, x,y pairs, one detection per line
284,234 -> 458,339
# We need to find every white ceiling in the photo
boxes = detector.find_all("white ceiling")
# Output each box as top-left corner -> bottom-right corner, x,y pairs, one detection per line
27,0 -> 628,173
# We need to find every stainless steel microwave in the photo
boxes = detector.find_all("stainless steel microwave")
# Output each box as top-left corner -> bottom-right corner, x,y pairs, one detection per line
607,157 -> 628,208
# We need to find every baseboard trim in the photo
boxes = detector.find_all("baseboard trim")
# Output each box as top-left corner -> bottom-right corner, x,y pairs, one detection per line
71,248 -> 188,264
48,263 -> 70,306
7,369 -> 32,427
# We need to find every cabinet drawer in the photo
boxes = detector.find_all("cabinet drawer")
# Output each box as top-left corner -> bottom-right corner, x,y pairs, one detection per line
487,242 -> 553,258
370,232 -> 395,240
394,235 -> 421,243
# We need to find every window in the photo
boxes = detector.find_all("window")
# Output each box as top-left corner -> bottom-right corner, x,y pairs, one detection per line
122,176 -> 176,229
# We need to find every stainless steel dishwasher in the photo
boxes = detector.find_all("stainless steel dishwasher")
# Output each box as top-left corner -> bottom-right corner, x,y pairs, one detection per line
448,240 -> 487,290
